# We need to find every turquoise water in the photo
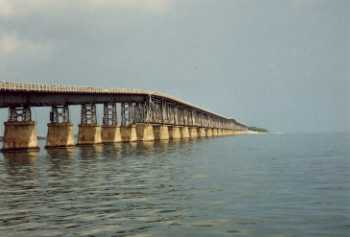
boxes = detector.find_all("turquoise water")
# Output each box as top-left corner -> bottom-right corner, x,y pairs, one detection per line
0,133 -> 349,236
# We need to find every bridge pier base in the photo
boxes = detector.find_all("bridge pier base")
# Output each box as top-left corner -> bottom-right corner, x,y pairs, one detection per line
217,129 -> 223,136
77,124 -> 102,145
2,121 -> 39,152
181,126 -> 190,139
121,125 -> 138,142
169,126 -> 182,140
101,125 -> 122,143
153,125 -> 169,140
136,124 -> 154,142
46,123 -> 74,148
212,128 -> 218,136
206,128 -> 213,137
198,127 -> 207,138
189,127 -> 198,139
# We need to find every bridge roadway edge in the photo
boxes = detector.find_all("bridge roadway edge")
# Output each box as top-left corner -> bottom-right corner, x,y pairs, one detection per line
0,82 -> 250,152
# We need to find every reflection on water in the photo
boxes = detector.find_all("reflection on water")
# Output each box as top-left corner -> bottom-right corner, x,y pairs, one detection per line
0,134 -> 349,237
2,151 -> 39,179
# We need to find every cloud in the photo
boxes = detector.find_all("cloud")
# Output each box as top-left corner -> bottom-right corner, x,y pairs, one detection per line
0,33 -> 52,57
0,34 -> 21,54
0,0 -> 171,17
289,0 -> 329,12
0,0 -> 13,16
87,0 -> 170,12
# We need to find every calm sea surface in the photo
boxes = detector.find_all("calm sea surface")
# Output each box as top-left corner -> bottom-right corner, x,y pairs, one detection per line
0,133 -> 349,237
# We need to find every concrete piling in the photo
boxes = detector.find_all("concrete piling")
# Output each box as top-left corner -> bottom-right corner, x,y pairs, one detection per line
77,124 -> 102,145
101,125 -> 122,143
2,121 -> 39,151
46,122 -> 74,148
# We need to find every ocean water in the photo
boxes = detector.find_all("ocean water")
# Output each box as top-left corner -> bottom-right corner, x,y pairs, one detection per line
0,133 -> 349,237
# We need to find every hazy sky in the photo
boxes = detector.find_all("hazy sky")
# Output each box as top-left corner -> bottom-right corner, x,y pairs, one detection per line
0,0 -> 349,133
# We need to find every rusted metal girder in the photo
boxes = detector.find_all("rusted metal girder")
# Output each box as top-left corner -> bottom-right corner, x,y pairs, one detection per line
50,105 -> 70,123
8,106 -> 32,122
81,104 -> 97,125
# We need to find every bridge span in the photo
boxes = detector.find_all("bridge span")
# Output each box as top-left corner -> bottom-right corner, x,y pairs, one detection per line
0,81 -> 248,151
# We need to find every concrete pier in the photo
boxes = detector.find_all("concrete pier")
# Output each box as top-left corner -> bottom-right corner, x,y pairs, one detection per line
206,128 -> 213,137
121,125 -> 138,142
199,127 -> 207,137
46,123 -> 74,148
101,125 -> 122,143
189,127 -> 198,139
77,124 -> 102,145
217,129 -> 223,136
212,128 -> 218,136
136,123 -> 155,141
2,121 -> 39,151
154,125 -> 169,140
181,126 -> 190,139
169,126 -> 182,140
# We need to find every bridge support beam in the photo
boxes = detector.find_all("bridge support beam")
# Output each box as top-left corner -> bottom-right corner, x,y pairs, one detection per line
46,105 -> 74,148
169,126 -> 182,140
189,127 -> 198,139
77,104 -> 101,145
2,106 -> 39,152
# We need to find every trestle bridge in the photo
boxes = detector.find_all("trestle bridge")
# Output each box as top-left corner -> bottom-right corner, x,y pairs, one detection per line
0,82 -> 248,151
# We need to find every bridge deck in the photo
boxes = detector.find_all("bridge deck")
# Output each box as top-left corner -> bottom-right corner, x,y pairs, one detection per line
0,81 -> 230,119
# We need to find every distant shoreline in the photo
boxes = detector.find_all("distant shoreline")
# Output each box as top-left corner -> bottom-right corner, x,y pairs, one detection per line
247,126 -> 268,133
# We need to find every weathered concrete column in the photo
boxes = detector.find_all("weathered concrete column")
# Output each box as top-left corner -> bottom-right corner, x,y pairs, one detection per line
206,128 -> 213,137
189,127 -> 198,139
102,125 -> 122,143
181,126 -> 190,139
78,124 -> 102,145
77,104 -> 102,145
3,121 -> 39,151
121,125 -> 138,142
47,123 -> 74,147
46,105 -> 74,148
153,125 -> 169,140
217,129 -> 223,136
169,126 -> 182,140
136,123 -> 155,141
2,106 -> 39,152
198,127 -> 207,138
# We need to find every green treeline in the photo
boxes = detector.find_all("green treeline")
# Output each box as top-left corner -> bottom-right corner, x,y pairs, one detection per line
248,127 -> 268,133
